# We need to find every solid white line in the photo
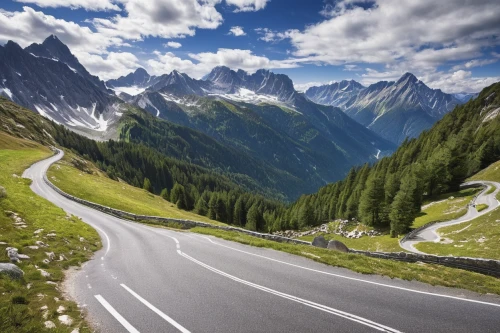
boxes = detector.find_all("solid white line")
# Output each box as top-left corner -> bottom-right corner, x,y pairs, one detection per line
94,295 -> 140,333
121,284 -> 190,333
201,236 -> 500,308
92,225 -> 111,257
165,234 -> 399,332
179,251 -> 401,332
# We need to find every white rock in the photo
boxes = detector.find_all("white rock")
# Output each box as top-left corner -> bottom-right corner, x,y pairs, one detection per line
34,229 -> 44,234
40,305 -> 48,311
57,305 -> 66,314
38,269 -> 51,277
44,321 -> 56,329
46,252 -> 55,261
46,233 -> 57,237
58,315 -> 73,326
27,245 -> 39,250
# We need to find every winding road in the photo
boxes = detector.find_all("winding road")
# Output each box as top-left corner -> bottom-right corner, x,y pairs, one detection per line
400,181 -> 500,254
23,151 -> 500,333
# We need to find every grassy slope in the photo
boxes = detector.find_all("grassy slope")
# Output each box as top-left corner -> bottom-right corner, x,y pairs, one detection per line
0,132 -> 100,332
47,152 -> 225,226
192,228 -> 500,295
415,161 -> 500,259
413,188 -> 479,228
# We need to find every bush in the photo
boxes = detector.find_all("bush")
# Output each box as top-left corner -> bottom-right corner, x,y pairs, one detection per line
11,295 -> 28,305
0,186 -> 6,199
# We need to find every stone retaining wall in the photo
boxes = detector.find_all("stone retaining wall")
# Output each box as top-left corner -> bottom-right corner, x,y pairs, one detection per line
350,249 -> 500,277
44,174 -> 500,277
43,175 -> 310,246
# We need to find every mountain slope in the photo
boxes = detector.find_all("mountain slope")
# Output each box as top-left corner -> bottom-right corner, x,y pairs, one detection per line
131,85 -> 395,198
280,81 -> 500,231
306,73 -> 463,144
305,80 -> 365,108
0,38 -> 121,138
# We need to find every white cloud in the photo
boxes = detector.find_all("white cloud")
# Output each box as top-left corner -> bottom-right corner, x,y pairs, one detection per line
226,0 -> 270,12
0,6 -> 122,54
424,70 -> 500,94
228,26 -> 246,36
255,28 -> 297,43
164,41 -> 182,48
147,48 -> 298,78
344,64 -> 361,71
288,0 -> 500,69
75,51 -> 140,81
91,0 -> 223,40
15,0 -> 120,11
452,58 -> 498,71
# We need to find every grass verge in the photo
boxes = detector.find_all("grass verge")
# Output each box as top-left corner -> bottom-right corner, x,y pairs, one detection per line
415,206 -> 500,260
191,227 -> 500,295
47,152 -> 224,226
476,204 -> 489,212
0,132 -> 100,332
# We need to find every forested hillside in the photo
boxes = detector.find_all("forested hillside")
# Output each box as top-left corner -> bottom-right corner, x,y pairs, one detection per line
283,82 -> 500,235
0,97 -> 285,230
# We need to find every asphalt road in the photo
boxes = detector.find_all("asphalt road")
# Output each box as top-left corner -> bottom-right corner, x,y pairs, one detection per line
401,181 -> 500,253
23,151 -> 500,333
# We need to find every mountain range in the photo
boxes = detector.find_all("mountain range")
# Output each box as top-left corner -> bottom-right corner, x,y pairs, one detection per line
305,74 -> 475,144
1,34 -> 477,200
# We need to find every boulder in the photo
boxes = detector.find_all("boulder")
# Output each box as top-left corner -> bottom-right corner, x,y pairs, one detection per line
327,240 -> 349,253
0,186 -> 6,199
312,235 -> 328,248
6,247 -> 19,262
0,263 -> 24,280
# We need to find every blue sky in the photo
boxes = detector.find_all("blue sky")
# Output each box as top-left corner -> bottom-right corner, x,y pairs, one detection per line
1,0 -> 500,93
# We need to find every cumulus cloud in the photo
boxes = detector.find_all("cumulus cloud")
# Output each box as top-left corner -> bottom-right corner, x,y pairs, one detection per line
452,58 -> 498,71
228,26 -> 246,36
424,70 -> 500,94
91,0 -> 223,40
255,28 -> 297,43
75,51 -> 140,81
15,0 -> 120,11
0,6 -> 122,54
288,0 -> 500,70
226,0 -> 270,12
164,41 -> 182,48
147,48 -> 298,78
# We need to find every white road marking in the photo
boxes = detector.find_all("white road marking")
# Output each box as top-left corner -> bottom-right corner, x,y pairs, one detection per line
200,236 -> 500,308
168,235 -> 400,332
92,225 -> 111,257
121,284 -> 190,333
94,295 -> 140,333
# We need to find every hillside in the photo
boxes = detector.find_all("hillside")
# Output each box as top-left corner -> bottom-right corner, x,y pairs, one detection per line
278,81 -> 500,234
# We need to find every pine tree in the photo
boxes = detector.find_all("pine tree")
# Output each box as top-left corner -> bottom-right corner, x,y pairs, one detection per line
389,172 -> 419,235
359,175 -> 385,226
233,196 -> 246,226
246,204 -> 259,231
208,192 -> 218,220
160,188 -> 169,201
298,203 -> 315,229
143,177 -> 152,193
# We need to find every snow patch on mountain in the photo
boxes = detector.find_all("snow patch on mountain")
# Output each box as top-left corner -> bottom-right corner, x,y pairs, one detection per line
112,86 -> 146,96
